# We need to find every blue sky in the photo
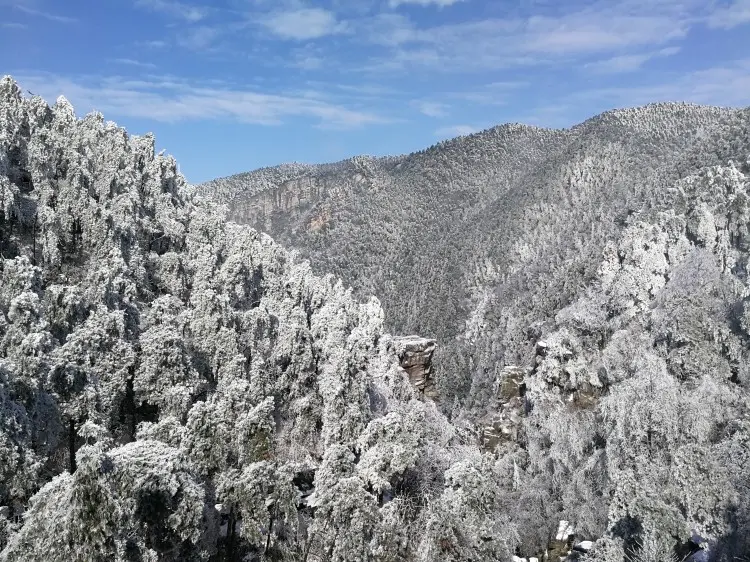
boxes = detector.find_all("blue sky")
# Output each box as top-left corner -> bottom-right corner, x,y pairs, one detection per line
2,0 -> 750,184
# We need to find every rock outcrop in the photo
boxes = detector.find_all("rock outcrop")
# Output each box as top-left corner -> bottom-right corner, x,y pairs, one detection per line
392,335 -> 438,400
229,175 -> 331,231
512,520 -> 593,562
211,158 -> 377,237
479,365 -> 528,450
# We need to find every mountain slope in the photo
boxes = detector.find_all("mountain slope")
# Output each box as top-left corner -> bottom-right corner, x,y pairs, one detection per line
0,76 -> 517,562
2,75 -> 750,562
197,102 -> 750,559
198,104 -> 750,411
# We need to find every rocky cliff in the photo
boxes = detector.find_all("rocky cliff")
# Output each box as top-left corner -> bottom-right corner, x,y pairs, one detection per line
197,104 -> 750,419
0,76 -> 520,562
199,102 -> 750,560
392,335 -> 438,400
3,75 -> 750,561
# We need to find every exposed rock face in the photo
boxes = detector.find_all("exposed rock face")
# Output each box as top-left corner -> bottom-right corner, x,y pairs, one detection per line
392,336 -> 438,400
479,365 -> 528,450
217,158 -> 376,237
230,175 -> 333,230
495,365 -> 527,401
198,105 -> 750,420
3,77 -> 525,561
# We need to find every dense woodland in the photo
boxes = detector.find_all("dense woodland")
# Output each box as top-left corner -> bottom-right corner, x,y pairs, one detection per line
201,102 -> 750,560
1,74 -> 750,561
201,104 -> 750,414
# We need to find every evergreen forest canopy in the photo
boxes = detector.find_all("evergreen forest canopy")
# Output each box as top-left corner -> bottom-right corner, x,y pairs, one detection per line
0,74 -> 749,561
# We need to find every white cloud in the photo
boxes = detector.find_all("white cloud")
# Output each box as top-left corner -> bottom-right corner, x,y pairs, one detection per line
289,52 -> 326,70
706,0 -> 750,29
262,8 -> 348,40
435,124 -> 476,137
109,58 -> 158,69
291,55 -> 325,70
494,58 -> 750,128
285,44 -> 327,70
586,53 -> 654,73
584,46 -> 681,74
448,81 -> 527,105
521,14 -> 686,54
657,46 -> 681,57
13,73 -> 389,128
361,13 -> 417,46
1,22 -> 27,29
134,0 -> 207,22
14,5 -> 76,23
334,83 -> 404,96
677,60 -> 750,106
412,100 -> 449,117
359,2 -> 695,72
137,39 -> 168,49
569,58 -> 750,108
389,0 -> 466,7
512,104 -> 575,129
176,26 -> 221,50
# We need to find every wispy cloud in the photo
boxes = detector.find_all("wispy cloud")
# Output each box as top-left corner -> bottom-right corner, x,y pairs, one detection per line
176,26 -> 222,50
290,55 -> 325,70
13,73 -> 390,128
435,124 -> 477,137
706,0 -> 750,29
448,81 -> 528,105
14,5 -> 76,23
389,0 -> 466,7
137,39 -> 169,49
485,58 -> 750,129
584,46 -> 681,74
520,13 -> 687,54
1,22 -> 27,29
109,58 -> 158,69
412,100 -> 449,117
261,8 -> 348,40
513,104 -> 576,129
358,2 -> 696,73
134,0 -> 207,22
333,83 -> 405,97
359,13 -> 417,47
569,58 -> 750,108
287,45 -> 326,70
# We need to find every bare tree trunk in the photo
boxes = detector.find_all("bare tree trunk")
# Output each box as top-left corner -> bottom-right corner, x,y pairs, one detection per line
124,376 -> 136,442
0,207 -> 5,261
264,513 -> 275,554
31,212 -> 37,265
226,505 -> 236,562
302,516 -> 328,562
68,418 -> 76,473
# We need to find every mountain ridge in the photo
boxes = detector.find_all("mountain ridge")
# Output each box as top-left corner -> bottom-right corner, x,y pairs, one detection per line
3,75 -> 750,561
196,101 -> 750,411
199,101 -> 736,193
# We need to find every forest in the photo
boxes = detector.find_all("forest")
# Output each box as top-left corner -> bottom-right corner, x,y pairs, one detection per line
1,74 -> 750,561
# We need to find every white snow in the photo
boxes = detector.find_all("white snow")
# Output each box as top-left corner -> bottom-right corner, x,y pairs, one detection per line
555,519 -> 575,541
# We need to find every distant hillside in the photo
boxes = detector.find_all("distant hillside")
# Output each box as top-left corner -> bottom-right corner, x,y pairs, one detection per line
0,76 -> 514,562
197,103 -> 750,412
197,103 -> 750,558
3,73 -> 750,562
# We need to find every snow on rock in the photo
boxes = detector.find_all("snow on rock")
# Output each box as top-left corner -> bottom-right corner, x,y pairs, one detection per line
391,335 -> 438,399
556,520 -> 575,542
478,365 -> 528,450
